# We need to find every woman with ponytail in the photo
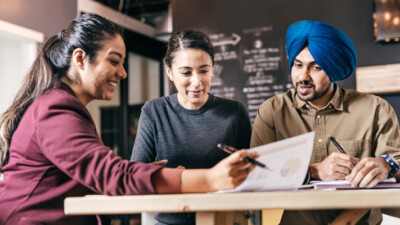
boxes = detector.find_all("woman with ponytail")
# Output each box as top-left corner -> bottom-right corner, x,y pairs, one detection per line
0,13 -> 256,225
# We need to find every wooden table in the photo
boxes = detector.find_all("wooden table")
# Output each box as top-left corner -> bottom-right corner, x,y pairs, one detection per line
64,189 -> 400,225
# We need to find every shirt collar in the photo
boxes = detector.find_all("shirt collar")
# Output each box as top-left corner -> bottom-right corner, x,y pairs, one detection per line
292,83 -> 344,111
330,84 -> 344,111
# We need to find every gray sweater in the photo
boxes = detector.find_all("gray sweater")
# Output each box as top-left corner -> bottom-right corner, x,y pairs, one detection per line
131,93 -> 251,225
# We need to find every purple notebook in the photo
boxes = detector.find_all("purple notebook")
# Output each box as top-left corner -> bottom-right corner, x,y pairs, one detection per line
310,178 -> 400,189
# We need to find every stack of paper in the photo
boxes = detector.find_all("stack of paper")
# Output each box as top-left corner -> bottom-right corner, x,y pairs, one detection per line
219,132 -> 315,192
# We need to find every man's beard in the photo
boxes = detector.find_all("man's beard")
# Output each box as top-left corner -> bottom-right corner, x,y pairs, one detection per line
295,80 -> 331,102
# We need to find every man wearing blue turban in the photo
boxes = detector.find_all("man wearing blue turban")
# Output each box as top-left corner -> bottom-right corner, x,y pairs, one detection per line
251,20 -> 400,225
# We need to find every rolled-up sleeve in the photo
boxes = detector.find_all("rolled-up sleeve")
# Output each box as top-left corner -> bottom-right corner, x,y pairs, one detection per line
373,99 -> 400,163
34,96 -> 179,195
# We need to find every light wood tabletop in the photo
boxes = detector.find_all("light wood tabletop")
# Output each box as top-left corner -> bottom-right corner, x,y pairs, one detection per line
64,189 -> 400,224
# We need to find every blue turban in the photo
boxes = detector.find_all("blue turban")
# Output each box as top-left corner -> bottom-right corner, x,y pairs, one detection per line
286,20 -> 357,82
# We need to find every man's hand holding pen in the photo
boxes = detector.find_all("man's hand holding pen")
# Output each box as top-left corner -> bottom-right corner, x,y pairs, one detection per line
310,135 -> 393,188
309,136 -> 360,181
310,152 -> 359,180
329,135 -> 393,187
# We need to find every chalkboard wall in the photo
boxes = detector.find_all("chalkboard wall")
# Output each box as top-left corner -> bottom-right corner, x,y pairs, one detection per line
171,0 -> 400,122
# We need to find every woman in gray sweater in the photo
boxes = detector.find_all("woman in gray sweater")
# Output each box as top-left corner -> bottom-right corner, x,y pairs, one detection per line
131,30 -> 252,225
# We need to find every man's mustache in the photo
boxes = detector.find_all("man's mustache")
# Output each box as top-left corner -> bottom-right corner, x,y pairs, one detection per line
296,81 -> 315,87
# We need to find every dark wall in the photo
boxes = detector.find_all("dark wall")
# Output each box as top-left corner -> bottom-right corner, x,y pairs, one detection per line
0,0 -> 77,39
172,0 -> 400,120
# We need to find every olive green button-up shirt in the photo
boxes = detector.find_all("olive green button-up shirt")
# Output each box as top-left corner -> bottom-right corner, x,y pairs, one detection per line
251,85 -> 400,164
251,85 -> 400,225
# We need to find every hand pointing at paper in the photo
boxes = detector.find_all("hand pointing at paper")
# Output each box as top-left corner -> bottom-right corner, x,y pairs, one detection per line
181,150 -> 258,192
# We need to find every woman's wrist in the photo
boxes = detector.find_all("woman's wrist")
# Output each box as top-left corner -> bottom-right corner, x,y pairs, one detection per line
181,169 -> 211,193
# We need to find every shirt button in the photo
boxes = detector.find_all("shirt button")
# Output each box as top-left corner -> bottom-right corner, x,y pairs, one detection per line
317,115 -> 321,119
318,139 -> 323,143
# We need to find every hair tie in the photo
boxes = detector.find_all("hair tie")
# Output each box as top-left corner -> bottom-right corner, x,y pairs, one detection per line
58,29 -> 65,40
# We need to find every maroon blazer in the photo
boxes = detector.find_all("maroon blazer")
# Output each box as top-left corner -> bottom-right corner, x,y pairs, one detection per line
0,83 -> 181,225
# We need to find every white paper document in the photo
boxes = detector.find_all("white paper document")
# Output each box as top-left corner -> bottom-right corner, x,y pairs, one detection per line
221,132 -> 315,192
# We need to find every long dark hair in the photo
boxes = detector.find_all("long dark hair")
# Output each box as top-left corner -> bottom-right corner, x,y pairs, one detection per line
164,30 -> 214,69
0,13 -> 123,169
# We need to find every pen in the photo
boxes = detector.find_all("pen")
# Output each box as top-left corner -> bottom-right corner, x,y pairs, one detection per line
328,135 -> 347,154
217,143 -> 271,170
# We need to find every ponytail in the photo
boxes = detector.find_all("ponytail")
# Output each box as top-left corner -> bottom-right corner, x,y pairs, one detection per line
0,36 -> 58,168
0,13 -> 123,169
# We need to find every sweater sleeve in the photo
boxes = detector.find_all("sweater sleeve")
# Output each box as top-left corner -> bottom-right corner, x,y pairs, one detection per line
35,96 -> 181,195
236,102 -> 252,149
250,99 -> 277,148
131,102 -> 157,163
